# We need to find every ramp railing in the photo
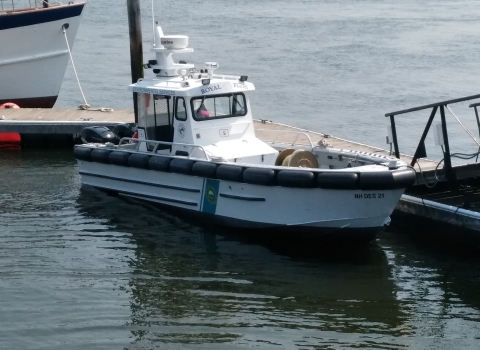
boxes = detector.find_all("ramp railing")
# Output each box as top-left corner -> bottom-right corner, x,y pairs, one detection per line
385,93 -> 480,181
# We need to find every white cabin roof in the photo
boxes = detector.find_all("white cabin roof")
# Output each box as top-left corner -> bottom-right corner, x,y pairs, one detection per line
128,75 -> 255,97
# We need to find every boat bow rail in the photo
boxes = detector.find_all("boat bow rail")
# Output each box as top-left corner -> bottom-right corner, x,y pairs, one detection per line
117,137 -> 210,160
256,129 -> 315,148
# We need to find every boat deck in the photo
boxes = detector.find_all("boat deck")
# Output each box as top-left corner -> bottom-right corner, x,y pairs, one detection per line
253,120 -> 445,183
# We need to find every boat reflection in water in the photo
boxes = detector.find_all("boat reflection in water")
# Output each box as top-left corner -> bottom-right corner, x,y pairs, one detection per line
77,187 -> 409,348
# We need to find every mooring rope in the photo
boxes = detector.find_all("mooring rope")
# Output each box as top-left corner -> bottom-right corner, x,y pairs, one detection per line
62,23 -> 90,109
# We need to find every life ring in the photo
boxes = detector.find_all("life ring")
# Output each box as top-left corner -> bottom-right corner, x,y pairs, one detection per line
0,102 -> 20,109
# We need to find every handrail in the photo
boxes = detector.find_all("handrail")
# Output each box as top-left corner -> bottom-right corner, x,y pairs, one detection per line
384,93 -> 480,181
385,93 -> 480,117
1,1 -> 51,12
256,129 -> 314,149
119,138 -> 210,160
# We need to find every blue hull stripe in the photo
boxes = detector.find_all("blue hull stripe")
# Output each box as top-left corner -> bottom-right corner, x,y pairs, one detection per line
219,193 -> 266,202
79,171 -> 201,193
0,3 -> 85,31
118,190 -> 197,207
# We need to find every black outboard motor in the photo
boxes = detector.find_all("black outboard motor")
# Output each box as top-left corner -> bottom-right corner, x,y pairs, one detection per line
80,126 -> 119,144
112,123 -> 137,139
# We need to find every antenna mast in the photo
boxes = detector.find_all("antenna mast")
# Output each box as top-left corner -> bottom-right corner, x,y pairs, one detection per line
151,0 -> 156,47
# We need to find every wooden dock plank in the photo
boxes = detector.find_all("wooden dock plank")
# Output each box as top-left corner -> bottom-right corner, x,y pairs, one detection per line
0,108 -> 134,123
0,108 -> 135,135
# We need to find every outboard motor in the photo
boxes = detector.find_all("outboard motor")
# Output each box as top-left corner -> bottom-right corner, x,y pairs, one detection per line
80,126 -> 119,144
112,123 -> 137,139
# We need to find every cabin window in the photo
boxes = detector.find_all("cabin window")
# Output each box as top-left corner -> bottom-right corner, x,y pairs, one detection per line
175,97 -> 187,121
191,93 -> 247,121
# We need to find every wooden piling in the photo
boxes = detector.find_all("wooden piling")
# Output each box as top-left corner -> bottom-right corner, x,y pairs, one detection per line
126,0 -> 144,123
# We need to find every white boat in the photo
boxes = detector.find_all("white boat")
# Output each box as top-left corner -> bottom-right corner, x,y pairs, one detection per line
0,1 -> 85,108
74,24 -> 415,243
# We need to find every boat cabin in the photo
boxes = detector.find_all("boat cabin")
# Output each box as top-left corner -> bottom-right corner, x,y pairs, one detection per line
128,26 -> 278,165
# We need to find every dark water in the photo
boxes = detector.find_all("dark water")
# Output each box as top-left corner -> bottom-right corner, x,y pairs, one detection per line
2,149 -> 480,349
3,0 -> 480,348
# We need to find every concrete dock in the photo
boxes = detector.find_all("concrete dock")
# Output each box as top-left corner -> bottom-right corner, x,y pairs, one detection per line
0,108 -> 133,133
0,108 -> 134,146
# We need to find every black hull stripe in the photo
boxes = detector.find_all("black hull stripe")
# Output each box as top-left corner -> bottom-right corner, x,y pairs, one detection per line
219,193 -> 266,202
0,3 -> 85,31
117,189 -> 197,207
79,171 -> 201,193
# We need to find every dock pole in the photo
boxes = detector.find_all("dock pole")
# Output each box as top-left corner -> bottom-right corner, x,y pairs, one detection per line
127,0 -> 144,123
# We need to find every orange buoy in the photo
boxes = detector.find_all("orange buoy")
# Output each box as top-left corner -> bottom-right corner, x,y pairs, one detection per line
0,102 -> 20,109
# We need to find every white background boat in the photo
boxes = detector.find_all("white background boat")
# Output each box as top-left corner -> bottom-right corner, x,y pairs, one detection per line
0,1 -> 85,108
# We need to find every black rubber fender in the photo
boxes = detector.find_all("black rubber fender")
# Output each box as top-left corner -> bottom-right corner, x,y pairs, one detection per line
277,170 -> 315,188
359,171 -> 394,190
148,156 -> 171,171
169,158 -> 194,175
91,148 -> 111,164
109,151 -> 130,166
243,167 -> 276,186
392,168 -> 416,189
318,172 -> 359,189
192,162 -> 217,178
216,165 -> 244,182
128,153 -> 150,169
74,146 -> 92,161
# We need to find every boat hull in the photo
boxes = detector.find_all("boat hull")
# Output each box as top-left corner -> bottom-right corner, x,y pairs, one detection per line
0,3 -> 85,108
76,156 -> 405,242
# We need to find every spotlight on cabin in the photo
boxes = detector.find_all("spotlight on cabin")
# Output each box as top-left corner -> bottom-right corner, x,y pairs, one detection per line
205,62 -> 219,69
239,76 -> 248,82
153,69 -> 160,74
202,79 -> 210,85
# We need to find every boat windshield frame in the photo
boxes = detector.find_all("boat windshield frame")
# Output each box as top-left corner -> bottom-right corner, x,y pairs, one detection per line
191,92 -> 247,121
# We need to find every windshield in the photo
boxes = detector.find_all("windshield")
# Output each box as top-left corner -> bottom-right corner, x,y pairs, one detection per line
191,93 -> 247,121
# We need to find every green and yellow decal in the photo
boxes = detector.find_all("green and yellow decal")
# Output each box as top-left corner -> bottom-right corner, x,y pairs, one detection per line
201,179 -> 220,214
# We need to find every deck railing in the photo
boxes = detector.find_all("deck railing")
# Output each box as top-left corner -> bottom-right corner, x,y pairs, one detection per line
385,93 -> 480,180
256,129 -> 315,149
119,137 -> 210,160
0,1 -> 49,12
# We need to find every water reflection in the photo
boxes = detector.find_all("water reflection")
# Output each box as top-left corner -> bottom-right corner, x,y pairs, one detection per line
77,187 -> 406,348
3,148 -> 480,348
380,229 -> 480,345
